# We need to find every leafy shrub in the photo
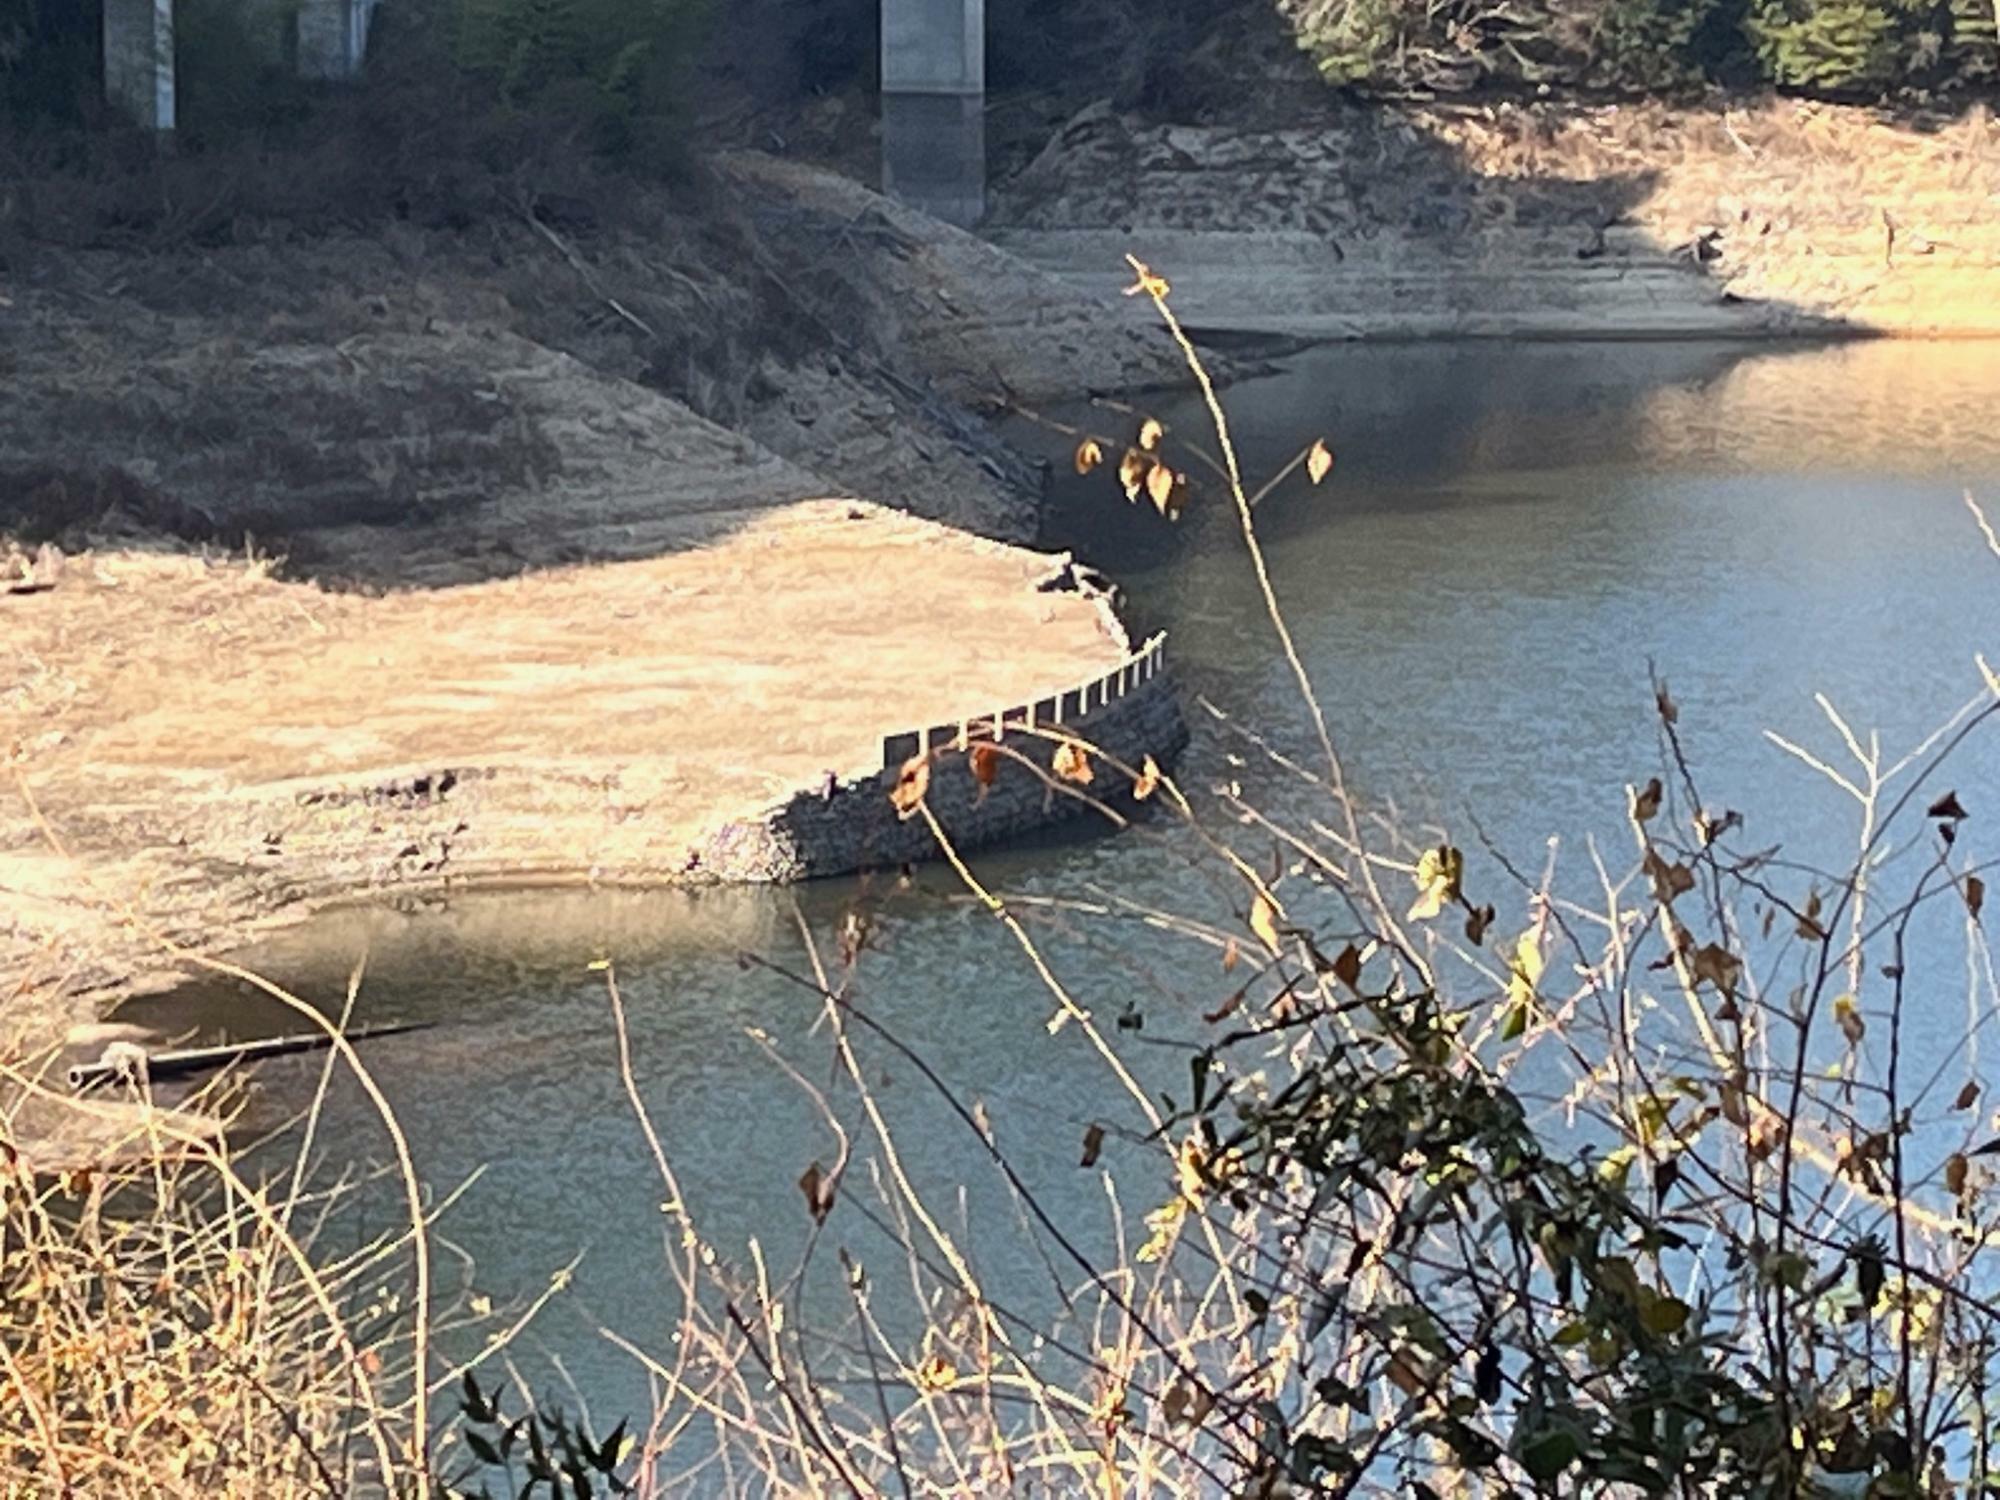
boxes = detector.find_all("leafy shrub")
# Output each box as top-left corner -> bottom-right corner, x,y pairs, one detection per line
0,0 -> 99,128
1278,0 -> 1995,91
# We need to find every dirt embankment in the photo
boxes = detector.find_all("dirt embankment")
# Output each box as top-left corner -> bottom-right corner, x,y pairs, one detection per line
0,153 -> 1203,1162
987,96 -> 2000,339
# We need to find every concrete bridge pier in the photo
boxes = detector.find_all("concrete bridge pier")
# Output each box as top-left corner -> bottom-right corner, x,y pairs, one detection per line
880,0 -> 985,226
296,0 -> 378,81
100,0 -> 377,131
102,0 -> 175,132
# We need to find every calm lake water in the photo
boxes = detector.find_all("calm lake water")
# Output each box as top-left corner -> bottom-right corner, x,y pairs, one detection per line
128,337 -> 2000,1435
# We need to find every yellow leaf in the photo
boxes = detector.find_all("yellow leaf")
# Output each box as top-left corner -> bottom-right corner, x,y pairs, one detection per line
1138,417 -> 1164,452
1832,992 -> 1865,1046
1132,754 -> 1161,801
1074,437 -> 1103,475
889,753 -> 930,820
1122,257 -> 1171,299
1306,438 -> 1334,485
1221,936 -> 1239,972
1407,844 -> 1463,920
1175,1131 -> 1210,1205
1506,929 -> 1544,1014
1136,1199 -> 1186,1262
1249,891 -> 1283,955
914,1354 -> 955,1392
1052,740 -> 1093,785
1146,460 -> 1177,515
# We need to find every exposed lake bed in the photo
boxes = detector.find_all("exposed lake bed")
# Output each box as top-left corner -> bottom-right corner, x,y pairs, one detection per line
99,333 -> 2000,1423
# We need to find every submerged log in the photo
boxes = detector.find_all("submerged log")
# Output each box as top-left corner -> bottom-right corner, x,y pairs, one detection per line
68,1020 -> 433,1093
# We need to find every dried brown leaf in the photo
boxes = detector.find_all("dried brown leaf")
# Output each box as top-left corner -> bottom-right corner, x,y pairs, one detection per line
1644,847 -> 1695,905
1132,754 -> 1161,801
1632,777 -> 1663,822
1958,1080 -> 1982,1111
797,1161 -> 833,1224
1691,943 -> 1741,998
1204,983 -> 1248,1024
1967,874 -> 1986,924
1118,447 -> 1149,502
1052,740 -> 1094,785
1929,790 -> 1970,821
1797,888 -> 1825,940
1162,1381 -> 1214,1428
1080,1123 -> 1105,1169
1331,942 -> 1363,990
889,753 -> 930,820
968,741 -> 999,791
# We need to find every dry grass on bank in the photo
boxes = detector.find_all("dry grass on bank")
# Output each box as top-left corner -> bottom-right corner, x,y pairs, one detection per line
0,1069 -> 424,1495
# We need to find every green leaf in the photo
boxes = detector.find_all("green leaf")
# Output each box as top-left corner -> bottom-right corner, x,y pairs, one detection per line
1520,1427 -> 1581,1481
1640,1293 -> 1691,1336
1553,1319 -> 1593,1347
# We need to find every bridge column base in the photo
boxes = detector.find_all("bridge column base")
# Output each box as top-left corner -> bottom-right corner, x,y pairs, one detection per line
882,92 -> 985,228
103,0 -> 174,131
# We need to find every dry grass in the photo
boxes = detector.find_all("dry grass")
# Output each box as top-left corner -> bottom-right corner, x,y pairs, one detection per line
0,1070 -> 425,1495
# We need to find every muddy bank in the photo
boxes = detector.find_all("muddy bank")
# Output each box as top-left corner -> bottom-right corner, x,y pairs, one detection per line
987,97 -> 2000,338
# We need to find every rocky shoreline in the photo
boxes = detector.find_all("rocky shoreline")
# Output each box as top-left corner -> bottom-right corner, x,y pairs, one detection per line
987,96 -> 2000,339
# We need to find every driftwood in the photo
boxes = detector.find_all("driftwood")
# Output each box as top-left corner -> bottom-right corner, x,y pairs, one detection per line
68,1020 -> 434,1093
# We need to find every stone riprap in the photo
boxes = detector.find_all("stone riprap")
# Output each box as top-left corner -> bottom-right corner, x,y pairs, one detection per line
704,634 -> 1186,880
